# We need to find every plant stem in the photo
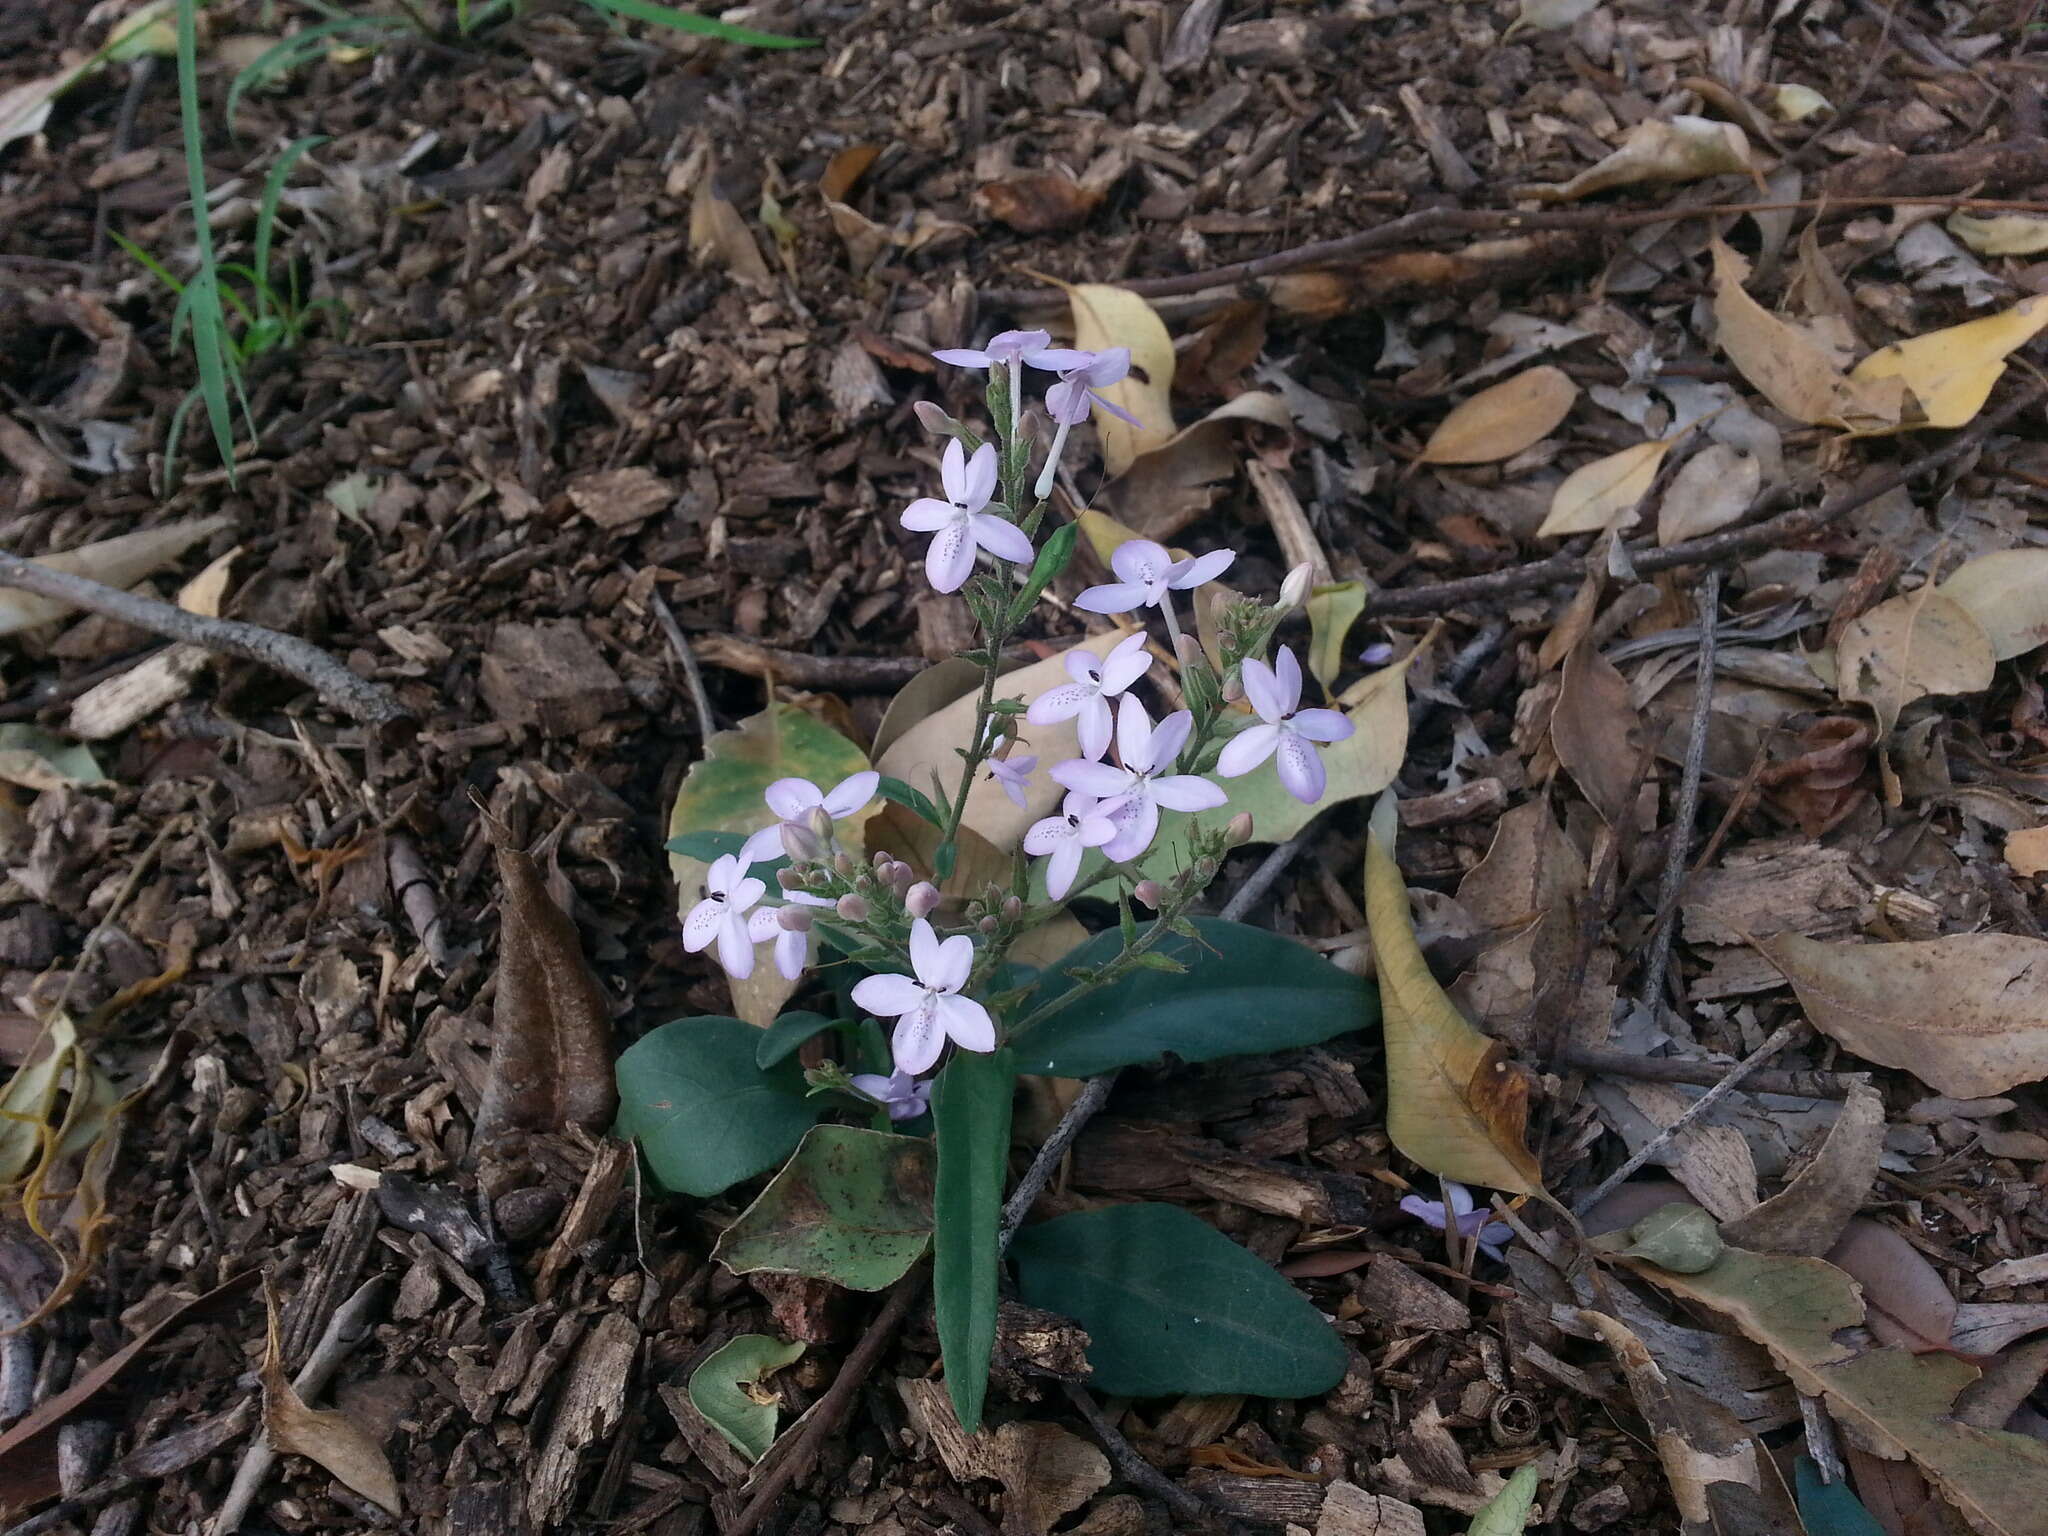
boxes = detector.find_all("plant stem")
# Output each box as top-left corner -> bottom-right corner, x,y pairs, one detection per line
1008,895 -> 1191,1036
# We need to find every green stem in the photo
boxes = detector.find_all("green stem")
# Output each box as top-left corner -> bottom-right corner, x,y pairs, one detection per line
1009,896 -> 1189,1036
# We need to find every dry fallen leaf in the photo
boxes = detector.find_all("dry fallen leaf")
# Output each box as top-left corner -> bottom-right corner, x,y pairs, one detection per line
1754,930 -> 2048,1097
1364,796 -> 1544,1195
1551,637 -> 1645,826
0,516 -> 231,636
1771,83 -> 1832,121
1849,294 -> 2048,431
1710,241 -> 1903,431
1100,390 -> 1293,543
1047,280 -> 1176,475
1656,443 -> 1761,546
261,1282 -> 401,1515
1502,0 -> 1598,38
1538,439 -> 1670,537
978,170 -> 1103,234
1834,585 -> 1995,739
1947,211 -> 2048,257
2007,825 -> 2048,880
1721,1079 -> 1885,1256
689,148 -> 773,289
1939,549 -> 2048,661
1452,801 -> 1588,1049
1416,366 -> 1578,466
1523,116 -> 1759,203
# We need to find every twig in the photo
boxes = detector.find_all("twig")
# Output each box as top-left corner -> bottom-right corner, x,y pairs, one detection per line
1218,825 -> 1319,922
57,821 -> 176,1018
1556,1045 -> 1860,1100
1061,1383 -> 1213,1522
691,632 -> 1035,690
1368,382 -> 2043,617
998,1074 -> 1116,1252
632,565 -> 718,743
1635,571 -> 1720,1015
0,644 -> 171,723
1572,1020 -> 1805,1216
0,552 -> 411,737
724,1272 -> 924,1536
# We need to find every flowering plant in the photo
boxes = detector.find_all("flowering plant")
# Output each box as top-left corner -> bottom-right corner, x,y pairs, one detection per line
623,330 -> 1408,1441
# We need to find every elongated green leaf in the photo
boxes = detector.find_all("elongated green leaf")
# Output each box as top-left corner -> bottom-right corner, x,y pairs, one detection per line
689,1334 -> 804,1463
714,1126 -> 933,1290
1007,520 -> 1080,627
614,1017 -> 819,1197
875,775 -> 945,828
1305,580 -> 1367,693
1467,1463 -> 1542,1535
175,0 -> 235,474
933,1048 -> 1013,1433
1010,1204 -> 1347,1397
755,1010 -> 838,1069
1012,918 -> 1377,1077
582,0 -> 812,47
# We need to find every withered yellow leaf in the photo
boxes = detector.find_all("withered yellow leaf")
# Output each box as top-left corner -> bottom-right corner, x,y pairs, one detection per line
1047,280 -> 1176,475
1537,439 -> 1670,537
1849,294 -> 2048,430
1938,548 -> 2048,661
1656,442 -> 1760,546
1947,211 -> 2048,257
1523,117 -> 1758,203
1834,586 -> 1994,738
1417,366 -> 1577,466
1710,241 -> 1903,430
1364,796 -> 1544,1195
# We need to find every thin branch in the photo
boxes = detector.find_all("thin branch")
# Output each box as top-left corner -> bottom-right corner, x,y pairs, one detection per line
637,569 -> 718,743
0,552 -> 411,737
1635,569 -> 1719,1015
1557,1044 -> 1860,1100
998,1074 -> 1116,1252
1061,1383 -> 1214,1522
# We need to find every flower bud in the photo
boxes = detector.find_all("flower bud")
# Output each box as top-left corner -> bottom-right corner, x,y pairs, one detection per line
854,870 -> 877,894
1278,561 -> 1314,611
1174,633 -> 1204,669
780,820 -> 822,862
1001,895 -> 1023,920
1222,673 -> 1245,704
873,849 -> 894,868
836,893 -> 870,922
886,861 -> 916,893
806,806 -> 835,842
777,868 -> 804,890
1132,879 -> 1165,910
978,915 -> 1000,935
905,881 -> 940,919
833,851 -> 857,877
1224,812 -> 1254,847
1195,857 -> 1219,883
777,905 -> 813,932
914,399 -> 958,436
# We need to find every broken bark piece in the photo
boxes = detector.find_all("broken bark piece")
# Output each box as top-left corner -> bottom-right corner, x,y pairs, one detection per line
567,466 -> 673,531
1354,1256 -> 1471,1332
478,621 -> 628,737
526,1312 -> 639,1527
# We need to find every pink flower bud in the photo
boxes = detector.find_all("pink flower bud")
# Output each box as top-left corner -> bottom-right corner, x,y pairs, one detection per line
1001,895 -> 1023,920
780,821 -> 822,862
1174,633 -> 1204,668
886,861 -> 916,893
1132,879 -> 1164,909
836,893 -> 870,922
1222,673 -> 1245,704
777,906 -> 813,932
1225,812 -> 1254,846
777,868 -> 803,890
978,915 -> 1000,935
905,882 -> 940,919
914,400 -> 957,435
1278,561 -> 1314,611
833,852 -> 857,877
873,849 -> 893,868
806,807 -> 835,842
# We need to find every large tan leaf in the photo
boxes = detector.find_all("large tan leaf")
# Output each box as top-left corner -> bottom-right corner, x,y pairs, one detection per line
0,516 -> 231,636
1754,930 -> 2048,1097
1834,586 -> 1994,739
1053,281 -> 1176,474
1100,391 -> 1292,543
1627,1239 -> 2048,1536
261,1284 -> 401,1515
1364,796 -> 1544,1195
1709,241 -> 1903,431
1551,638 -> 1644,826
1537,439 -> 1670,537
1849,294 -> 2048,431
1452,801 -> 1587,1049
1416,366 -> 1577,466
1523,117 -> 1759,202
1939,549 -> 2048,661
1657,443 -> 1761,547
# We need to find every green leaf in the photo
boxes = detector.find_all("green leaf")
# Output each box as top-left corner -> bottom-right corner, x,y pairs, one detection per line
580,0 -> 813,47
0,724 -> 103,788
875,775 -> 945,828
713,1126 -> 933,1290
1305,581 -> 1368,694
688,1334 -> 804,1463
1009,1204 -> 1347,1398
615,1017 -> 820,1197
1012,918 -> 1378,1077
756,1010 -> 839,1069
933,1048 -> 1013,1433
1794,1456 -> 1886,1536
1007,520 -> 1080,627
1466,1464 -> 1543,1535
175,0 -> 236,476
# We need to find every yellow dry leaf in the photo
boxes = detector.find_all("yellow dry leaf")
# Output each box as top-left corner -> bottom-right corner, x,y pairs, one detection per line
1657,442 -> 1760,546
1537,439 -> 1670,538
1771,84 -> 1833,122
1710,241 -> 1902,430
1502,0 -> 1597,38
1364,795 -> 1544,1195
1849,294 -> 2048,431
1835,586 -> 1995,739
2007,826 -> 2048,880
1947,211 -> 2048,258
1417,366 -> 1577,466
1523,117 -> 1759,203
1047,280 -> 1176,475
1937,548 -> 2048,661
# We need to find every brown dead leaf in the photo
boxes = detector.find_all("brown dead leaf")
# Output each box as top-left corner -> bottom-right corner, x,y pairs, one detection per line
1451,800 -> 1587,1050
989,1421 -> 1111,1536
1100,391 -> 1293,544
1835,585 -> 1994,740
261,1280 -> 400,1515
1538,439 -> 1670,538
2007,826 -> 2048,879
1551,637 -> 1645,826
1828,1219 -> 1958,1355
689,149 -> 773,289
1416,366 -> 1577,466
1177,300 -> 1268,397
1938,549 -> 2048,661
1657,443 -> 1761,546
818,144 -> 878,202
0,516 -> 231,636
1722,1079 -> 1885,1255
1710,241 -> 1903,430
1523,116 -> 1761,202
473,821 -> 617,1148
1754,930 -> 2048,1097
978,170 -> 1103,233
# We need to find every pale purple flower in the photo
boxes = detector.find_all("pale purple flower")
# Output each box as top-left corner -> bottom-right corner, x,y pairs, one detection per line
1216,646 -> 1354,804
986,753 -> 1038,808
850,918 -> 997,1075
1022,792 -> 1119,899
1045,348 -> 1141,427
1049,695 -> 1227,863
739,771 -> 880,867
931,330 -> 1088,372
850,1068 -> 933,1122
1400,1181 -> 1514,1264
1074,539 -> 1235,617
1025,631 -> 1153,760
683,854 -> 770,979
901,439 -> 1036,593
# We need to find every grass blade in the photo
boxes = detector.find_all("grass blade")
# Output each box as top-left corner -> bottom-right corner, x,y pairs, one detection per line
581,0 -> 813,49
174,0 -> 237,476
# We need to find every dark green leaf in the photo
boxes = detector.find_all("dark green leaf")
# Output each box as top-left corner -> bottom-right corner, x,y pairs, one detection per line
1009,1204 -> 1347,1398
615,1017 -> 820,1197
1012,918 -> 1378,1077
935,840 -> 958,882
1007,520 -> 1080,627
932,1048 -> 1013,1433
689,1334 -> 804,1463
875,775 -> 945,828
581,0 -> 813,46
665,829 -> 745,862
756,1010 -> 839,1069
1794,1457 -> 1886,1536
713,1126 -> 933,1291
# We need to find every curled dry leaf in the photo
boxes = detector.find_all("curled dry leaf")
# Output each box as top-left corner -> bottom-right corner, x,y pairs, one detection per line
1502,0 -> 1598,38
1522,117 -> 1759,203
261,1283 -> 401,1515
1710,241 -> 1903,431
0,516 -> 231,636
1551,637 -> 1645,827
689,148 -> 773,289
1417,366 -> 1578,466
1721,1079 -> 1885,1256
1047,279 -> 1176,475
1657,442 -> 1761,546
1754,930 -> 2048,1098
1364,796 -> 1544,1195
1849,294 -> 2048,431
1948,212 -> 2048,258
1100,390 -> 1293,544
688,1334 -> 804,1463
1834,586 -> 1994,739
1939,549 -> 2048,660
978,170 -> 1103,234
1451,800 -> 1587,1050
1537,439 -> 1670,537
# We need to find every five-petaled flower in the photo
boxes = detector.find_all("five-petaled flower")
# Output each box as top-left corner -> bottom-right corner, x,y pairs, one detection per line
849,1068 -> 933,1122
1400,1181 -> 1515,1264
1217,646 -> 1355,804
1026,631 -> 1153,760
740,771 -> 880,867
1050,695 -> 1227,863
1074,539 -> 1235,617
851,918 -> 997,1075
931,329 -> 1089,375
986,753 -> 1038,809
683,854 -> 781,979
1045,348 -> 1141,427
901,439 -> 1036,594
1022,792 -> 1120,899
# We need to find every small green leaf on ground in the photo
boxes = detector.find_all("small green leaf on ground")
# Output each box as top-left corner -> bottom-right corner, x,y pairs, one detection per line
689,1335 -> 805,1463
615,1017 -> 820,1197
713,1126 -> 934,1291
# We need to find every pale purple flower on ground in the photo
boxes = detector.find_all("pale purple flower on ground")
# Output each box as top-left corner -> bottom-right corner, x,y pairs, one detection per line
901,439 -> 1036,593
1034,347 -> 1142,497
739,771 -> 880,866
1025,631 -> 1153,760
1400,1181 -> 1515,1263
850,918 -> 997,1075
683,854 -> 771,979
1358,640 -> 1396,666
1216,646 -> 1354,804
849,1069 -> 932,1122
930,330 -> 1088,373
986,753 -> 1037,808
1073,539 -> 1236,617
1022,792 -> 1119,899
1049,695 -> 1227,862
